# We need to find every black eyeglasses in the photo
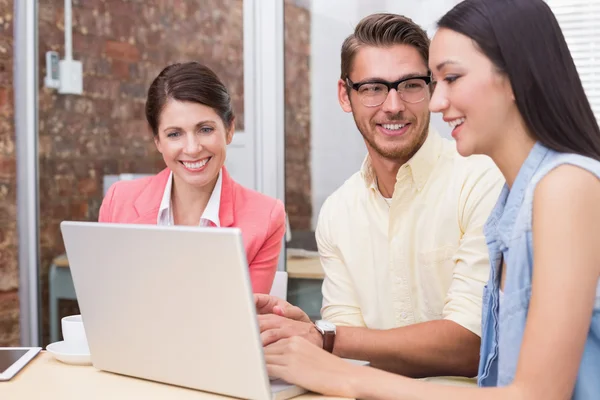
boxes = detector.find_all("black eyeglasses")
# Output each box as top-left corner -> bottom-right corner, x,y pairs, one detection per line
346,75 -> 432,107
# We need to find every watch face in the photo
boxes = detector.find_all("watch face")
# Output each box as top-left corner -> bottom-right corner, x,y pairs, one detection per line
316,320 -> 336,332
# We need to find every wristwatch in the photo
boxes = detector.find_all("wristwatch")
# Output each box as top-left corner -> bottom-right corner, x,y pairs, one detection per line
314,320 -> 336,353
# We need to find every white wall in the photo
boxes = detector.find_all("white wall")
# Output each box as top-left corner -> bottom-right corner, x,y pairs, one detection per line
310,0 -> 460,228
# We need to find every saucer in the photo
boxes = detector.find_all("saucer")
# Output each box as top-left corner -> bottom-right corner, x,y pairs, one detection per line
46,341 -> 92,366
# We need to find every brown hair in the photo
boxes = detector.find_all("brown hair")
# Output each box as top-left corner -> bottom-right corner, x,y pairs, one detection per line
340,13 -> 430,80
145,62 -> 235,136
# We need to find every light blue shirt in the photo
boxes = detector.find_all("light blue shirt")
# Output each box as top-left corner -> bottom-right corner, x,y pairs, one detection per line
478,142 -> 600,398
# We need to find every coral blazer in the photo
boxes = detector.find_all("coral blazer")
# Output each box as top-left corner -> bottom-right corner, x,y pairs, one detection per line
98,167 -> 286,294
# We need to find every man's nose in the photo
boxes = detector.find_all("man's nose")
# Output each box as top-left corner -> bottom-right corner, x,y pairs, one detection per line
381,89 -> 407,114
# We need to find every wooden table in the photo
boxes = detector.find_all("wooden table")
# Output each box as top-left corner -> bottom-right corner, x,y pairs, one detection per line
52,254 -> 70,267
286,256 -> 324,280
4,352 -> 350,400
53,253 -> 325,280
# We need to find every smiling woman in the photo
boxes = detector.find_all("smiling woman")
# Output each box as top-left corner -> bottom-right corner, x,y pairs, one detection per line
97,62 -> 286,294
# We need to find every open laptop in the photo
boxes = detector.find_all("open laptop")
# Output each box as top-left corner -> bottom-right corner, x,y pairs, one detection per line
60,221 -> 307,400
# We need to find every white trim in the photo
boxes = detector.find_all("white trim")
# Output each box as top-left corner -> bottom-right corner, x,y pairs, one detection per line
244,0 -> 286,271
241,0 -> 257,192
14,0 -> 40,346
244,0 -> 285,202
63,0 -> 73,60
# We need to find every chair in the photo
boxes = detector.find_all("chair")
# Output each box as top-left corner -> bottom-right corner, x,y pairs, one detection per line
269,271 -> 288,300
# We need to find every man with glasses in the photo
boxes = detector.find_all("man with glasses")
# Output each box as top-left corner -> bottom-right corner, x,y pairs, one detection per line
258,13 -> 503,383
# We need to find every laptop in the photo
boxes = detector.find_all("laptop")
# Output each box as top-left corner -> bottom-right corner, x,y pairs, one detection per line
60,221 -> 307,400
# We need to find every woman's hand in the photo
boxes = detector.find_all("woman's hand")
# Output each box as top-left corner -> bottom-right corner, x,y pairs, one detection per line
264,336 -> 361,398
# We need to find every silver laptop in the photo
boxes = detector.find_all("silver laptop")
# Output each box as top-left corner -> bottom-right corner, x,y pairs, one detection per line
60,221 -> 307,400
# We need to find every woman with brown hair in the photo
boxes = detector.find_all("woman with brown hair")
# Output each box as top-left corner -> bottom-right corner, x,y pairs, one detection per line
99,62 -> 286,294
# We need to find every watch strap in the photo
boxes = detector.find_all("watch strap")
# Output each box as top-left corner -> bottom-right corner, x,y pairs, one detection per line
322,330 -> 335,353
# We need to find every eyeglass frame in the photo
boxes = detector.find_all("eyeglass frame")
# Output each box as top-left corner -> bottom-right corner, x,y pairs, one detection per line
345,75 -> 432,107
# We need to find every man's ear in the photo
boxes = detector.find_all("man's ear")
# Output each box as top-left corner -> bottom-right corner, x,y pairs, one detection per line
338,79 -> 353,113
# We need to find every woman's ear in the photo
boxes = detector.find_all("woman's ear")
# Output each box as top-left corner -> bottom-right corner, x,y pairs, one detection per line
498,73 -> 515,102
154,134 -> 163,154
226,118 -> 235,145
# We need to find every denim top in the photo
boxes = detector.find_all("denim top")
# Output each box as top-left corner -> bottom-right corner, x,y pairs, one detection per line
478,142 -> 600,399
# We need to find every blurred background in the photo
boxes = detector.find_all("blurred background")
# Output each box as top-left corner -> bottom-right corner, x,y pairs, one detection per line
1,0 -> 598,347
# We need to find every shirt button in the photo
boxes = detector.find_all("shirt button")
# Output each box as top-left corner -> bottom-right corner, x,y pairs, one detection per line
401,312 -> 407,319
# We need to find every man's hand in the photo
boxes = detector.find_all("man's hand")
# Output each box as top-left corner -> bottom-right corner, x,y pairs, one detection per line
259,313 -> 323,348
254,293 -> 311,323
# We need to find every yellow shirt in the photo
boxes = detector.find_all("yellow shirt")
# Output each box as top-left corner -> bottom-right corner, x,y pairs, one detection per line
317,128 -> 504,339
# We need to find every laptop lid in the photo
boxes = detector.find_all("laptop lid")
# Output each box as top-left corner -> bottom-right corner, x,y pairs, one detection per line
60,221 -> 277,400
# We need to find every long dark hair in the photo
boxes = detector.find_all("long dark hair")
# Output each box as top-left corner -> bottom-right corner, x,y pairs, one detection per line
438,0 -> 600,160
145,62 -> 235,137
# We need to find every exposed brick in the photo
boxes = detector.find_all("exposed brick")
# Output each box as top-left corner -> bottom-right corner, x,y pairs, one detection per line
0,59 -> 12,86
79,55 -> 112,77
111,60 -> 130,79
0,0 -> 13,341
109,15 -> 135,41
77,176 -> 98,196
105,40 -> 140,63
72,32 -> 104,56
0,120 -> 14,156
0,156 -> 14,179
85,76 -> 120,99
284,0 -> 312,229
102,0 -> 139,17
0,220 -> 17,277
70,201 -> 90,220
119,82 -> 146,100
74,7 -> 111,37
72,97 -> 95,115
38,2 -> 58,24
1,0 -> 311,347
38,20 -> 65,53
0,86 -> 11,113
0,290 -> 19,346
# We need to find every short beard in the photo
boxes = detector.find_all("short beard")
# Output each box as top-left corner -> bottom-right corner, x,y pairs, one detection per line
358,112 -> 430,162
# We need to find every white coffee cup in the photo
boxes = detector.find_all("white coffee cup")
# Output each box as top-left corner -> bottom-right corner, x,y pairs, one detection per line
61,314 -> 90,353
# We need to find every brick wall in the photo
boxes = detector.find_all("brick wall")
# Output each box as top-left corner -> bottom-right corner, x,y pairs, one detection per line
0,0 -> 311,346
0,0 -> 18,346
37,0 -> 247,346
284,1 -> 312,230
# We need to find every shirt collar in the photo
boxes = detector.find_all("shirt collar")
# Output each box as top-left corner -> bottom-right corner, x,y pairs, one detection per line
158,172 -> 174,221
157,169 -> 223,227
360,124 -> 443,192
204,171 -> 222,227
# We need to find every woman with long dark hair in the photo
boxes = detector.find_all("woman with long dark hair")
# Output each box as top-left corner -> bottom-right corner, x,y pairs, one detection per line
263,1 -> 600,398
